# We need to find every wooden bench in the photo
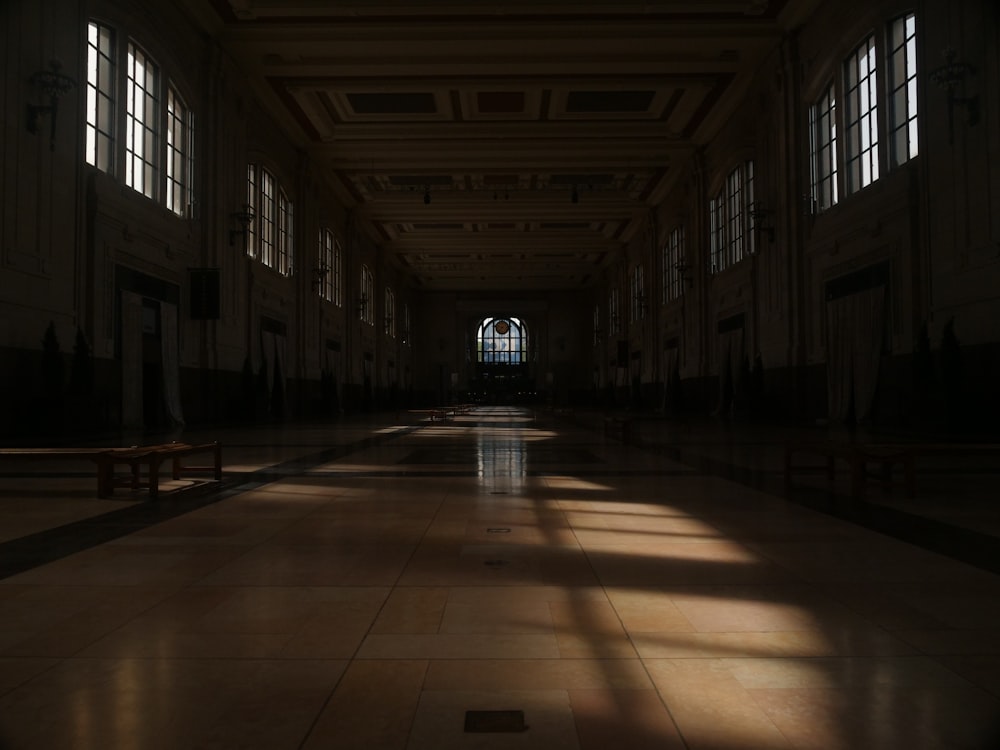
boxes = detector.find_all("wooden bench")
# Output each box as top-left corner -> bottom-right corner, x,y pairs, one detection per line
784,441 -> 1000,498
0,441 -> 222,500
409,408 -> 452,421
410,405 -> 476,422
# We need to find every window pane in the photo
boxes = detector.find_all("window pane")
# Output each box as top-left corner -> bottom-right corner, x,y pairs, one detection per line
888,14 -> 918,166
125,42 -> 159,198
85,21 -> 115,171
844,35 -> 879,194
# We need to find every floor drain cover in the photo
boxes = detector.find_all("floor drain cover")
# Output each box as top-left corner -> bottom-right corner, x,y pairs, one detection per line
464,710 -> 528,733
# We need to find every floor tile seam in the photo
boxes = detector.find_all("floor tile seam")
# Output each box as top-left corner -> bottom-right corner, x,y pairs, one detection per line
554,497 -> 696,744
0,658 -> 66,703
295,482 -> 449,750
15,654 -> 353,668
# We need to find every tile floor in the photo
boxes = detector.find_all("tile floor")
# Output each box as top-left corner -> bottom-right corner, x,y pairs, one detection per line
0,407 -> 999,749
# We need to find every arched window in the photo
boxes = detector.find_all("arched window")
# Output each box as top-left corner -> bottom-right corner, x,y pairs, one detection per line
477,317 -> 527,364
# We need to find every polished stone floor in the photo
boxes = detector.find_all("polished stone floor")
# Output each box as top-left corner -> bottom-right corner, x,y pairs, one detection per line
1,407 -> 999,749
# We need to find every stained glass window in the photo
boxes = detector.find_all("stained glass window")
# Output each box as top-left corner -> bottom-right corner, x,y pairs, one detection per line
477,317 -> 527,364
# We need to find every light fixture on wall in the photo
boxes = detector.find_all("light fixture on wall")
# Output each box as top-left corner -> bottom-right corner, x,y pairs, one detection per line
750,203 -> 775,244
26,61 -> 77,151
383,315 -> 393,335
930,47 -> 979,145
310,266 -> 328,292
674,262 -> 693,289
229,204 -> 255,246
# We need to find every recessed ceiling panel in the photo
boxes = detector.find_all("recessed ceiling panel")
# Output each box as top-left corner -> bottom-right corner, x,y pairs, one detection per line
476,91 -> 526,113
347,92 -> 437,114
566,90 -> 656,113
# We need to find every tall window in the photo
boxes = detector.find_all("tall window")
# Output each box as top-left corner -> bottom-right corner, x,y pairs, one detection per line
710,160 -> 754,273
402,303 -> 411,345
844,35 -> 879,193
359,265 -> 374,325
630,265 -> 645,322
318,228 -> 337,302
609,288 -> 621,336
384,287 -> 396,337
888,13 -> 918,166
246,164 -> 258,253
332,232 -> 342,306
744,160 -> 757,258
277,189 -> 293,276
258,168 -> 275,265
166,86 -> 193,217
709,190 -> 725,273
86,22 -> 115,172
125,43 -> 159,198
725,166 -> 744,268
810,83 -> 839,212
663,226 -> 686,303
477,318 -> 527,364
247,163 -> 294,277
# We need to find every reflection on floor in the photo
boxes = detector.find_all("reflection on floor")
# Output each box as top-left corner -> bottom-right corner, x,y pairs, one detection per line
1,407 -> 999,749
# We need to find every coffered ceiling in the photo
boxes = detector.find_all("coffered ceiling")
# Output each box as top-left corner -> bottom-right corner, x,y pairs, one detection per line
193,0 -> 814,291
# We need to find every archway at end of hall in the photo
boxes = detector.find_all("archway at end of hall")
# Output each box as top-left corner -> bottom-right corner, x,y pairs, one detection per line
470,316 -> 536,405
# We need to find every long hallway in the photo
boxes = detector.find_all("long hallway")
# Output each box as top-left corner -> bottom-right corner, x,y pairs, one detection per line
1,408 -> 999,749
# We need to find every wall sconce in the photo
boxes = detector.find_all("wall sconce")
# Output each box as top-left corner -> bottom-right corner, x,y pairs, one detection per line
383,315 -> 393,335
26,61 -> 77,151
229,204 -> 255,246
310,266 -> 328,292
930,47 -> 979,145
750,203 -> 775,243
